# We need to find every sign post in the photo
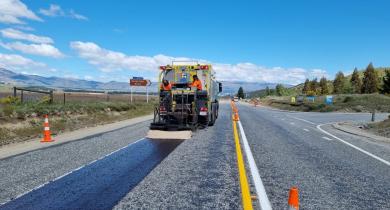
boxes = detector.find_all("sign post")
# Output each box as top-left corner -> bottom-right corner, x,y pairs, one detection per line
130,86 -> 133,103
146,86 -> 149,103
129,77 -> 151,103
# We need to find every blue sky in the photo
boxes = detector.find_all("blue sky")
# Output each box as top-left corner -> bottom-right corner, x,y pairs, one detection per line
0,0 -> 389,84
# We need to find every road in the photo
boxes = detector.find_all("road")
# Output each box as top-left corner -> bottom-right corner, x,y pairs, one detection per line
0,101 -> 389,209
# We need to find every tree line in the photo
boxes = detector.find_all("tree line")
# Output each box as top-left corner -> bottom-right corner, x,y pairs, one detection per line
301,62 -> 390,96
248,63 -> 390,98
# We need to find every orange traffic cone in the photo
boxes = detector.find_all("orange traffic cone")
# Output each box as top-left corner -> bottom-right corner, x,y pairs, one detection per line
233,112 -> 240,121
288,187 -> 299,210
41,114 -> 54,142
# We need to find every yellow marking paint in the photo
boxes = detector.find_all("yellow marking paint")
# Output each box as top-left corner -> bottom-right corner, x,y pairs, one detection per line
232,114 -> 254,210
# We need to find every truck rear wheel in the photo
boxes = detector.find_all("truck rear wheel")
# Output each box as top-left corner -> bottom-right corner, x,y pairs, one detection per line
208,104 -> 216,126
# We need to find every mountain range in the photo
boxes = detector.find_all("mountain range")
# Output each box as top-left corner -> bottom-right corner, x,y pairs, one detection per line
0,68 -> 286,93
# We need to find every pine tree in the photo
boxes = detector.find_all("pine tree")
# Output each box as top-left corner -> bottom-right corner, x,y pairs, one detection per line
265,86 -> 271,96
275,84 -> 284,96
302,79 -> 310,94
309,78 -> 318,92
350,68 -> 362,94
319,77 -> 329,95
361,62 -> 378,93
333,71 -> 345,94
237,86 -> 245,99
381,69 -> 390,94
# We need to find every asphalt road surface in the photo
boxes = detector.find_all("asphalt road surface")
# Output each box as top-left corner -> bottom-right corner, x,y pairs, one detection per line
237,103 -> 390,209
0,101 -> 389,209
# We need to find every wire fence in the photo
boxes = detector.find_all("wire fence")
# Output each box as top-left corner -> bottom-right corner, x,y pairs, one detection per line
0,87 -> 158,104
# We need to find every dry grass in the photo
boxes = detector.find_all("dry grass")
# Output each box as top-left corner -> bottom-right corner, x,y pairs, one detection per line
0,101 -> 156,146
261,94 -> 390,112
366,117 -> 390,138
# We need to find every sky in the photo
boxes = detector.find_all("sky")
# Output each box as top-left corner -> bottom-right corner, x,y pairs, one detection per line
0,0 -> 389,85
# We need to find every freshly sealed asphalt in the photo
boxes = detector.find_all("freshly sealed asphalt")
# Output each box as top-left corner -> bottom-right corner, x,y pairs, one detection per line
0,102 -> 389,209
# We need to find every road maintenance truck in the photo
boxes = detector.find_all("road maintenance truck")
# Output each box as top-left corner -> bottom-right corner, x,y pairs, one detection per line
150,62 -> 222,133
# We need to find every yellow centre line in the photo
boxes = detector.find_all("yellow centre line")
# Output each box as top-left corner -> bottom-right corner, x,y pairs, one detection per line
232,114 -> 254,210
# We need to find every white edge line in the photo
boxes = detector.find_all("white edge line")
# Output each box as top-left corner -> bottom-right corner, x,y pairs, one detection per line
237,121 -> 272,210
290,116 -> 317,125
322,136 -> 332,141
317,124 -> 390,166
0,138 -> 145,206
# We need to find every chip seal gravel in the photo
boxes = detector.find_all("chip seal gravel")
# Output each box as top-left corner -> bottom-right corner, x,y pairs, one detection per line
114,104 -> 241,209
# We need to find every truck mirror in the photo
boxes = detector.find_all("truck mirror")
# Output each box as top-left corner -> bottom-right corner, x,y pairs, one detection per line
218,83 -> 223,93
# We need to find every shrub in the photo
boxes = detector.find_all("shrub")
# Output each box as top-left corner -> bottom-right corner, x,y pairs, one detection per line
39,96 -> 51,104
3,105 -> 15,117
0,96 -> 20,104
343,96 -> 354,103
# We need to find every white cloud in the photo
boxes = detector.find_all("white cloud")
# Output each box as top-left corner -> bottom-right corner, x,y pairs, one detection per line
39,4 -> 64,17
307,69 -> 329,79
0,41 -> 64,58
13,25 -> 34,31
0,0 -> 42,24
0,53 -> 46,71
84,75 -> 93,80
39,4 -> 88,20
69,10 -> 88,20
0,28 -> 53,44
70,41 -> 191,72
70,41 -> 328,85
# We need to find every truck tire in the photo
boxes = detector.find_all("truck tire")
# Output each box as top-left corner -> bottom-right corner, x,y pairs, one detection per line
208,104 -> 216,126
215,103 -> 219,119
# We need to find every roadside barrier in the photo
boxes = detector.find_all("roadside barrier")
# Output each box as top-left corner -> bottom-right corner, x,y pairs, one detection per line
41,115 -> 54,142
288,187 -> 299,210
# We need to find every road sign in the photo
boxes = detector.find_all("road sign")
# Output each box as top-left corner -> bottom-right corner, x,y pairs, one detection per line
325,95 -> 333,105
291,97 -> 296,103
132,77 -> 144,80
130,79 -> 150,86
306,96 -> 315,102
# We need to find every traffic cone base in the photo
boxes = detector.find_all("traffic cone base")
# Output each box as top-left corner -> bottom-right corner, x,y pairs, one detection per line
288,187 -> 299,210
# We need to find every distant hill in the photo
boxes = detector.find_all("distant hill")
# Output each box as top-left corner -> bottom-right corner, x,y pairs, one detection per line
221,81 -> 292,96
0,68 -> 153,92
0,68 -> 283,94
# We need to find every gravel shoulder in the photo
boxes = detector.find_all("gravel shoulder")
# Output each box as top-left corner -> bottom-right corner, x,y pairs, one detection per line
333,121 -> 390,143
0,114 -> 152,159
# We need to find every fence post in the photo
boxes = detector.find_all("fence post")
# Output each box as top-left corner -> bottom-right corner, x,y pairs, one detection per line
21,90 -> 24,103
13,87 -> 17,97
63,92 -> 66,104
50,90 -> 53,104
371,109 -> 376,122
106,92 -> 109,102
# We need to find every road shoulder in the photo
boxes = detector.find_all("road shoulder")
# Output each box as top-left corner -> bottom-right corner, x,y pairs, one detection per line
332,122 -> 390,143
0,114 -> 152,159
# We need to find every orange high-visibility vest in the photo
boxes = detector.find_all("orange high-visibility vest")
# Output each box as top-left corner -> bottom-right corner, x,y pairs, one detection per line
191,80 -> 202,90
160,83 -> 172,91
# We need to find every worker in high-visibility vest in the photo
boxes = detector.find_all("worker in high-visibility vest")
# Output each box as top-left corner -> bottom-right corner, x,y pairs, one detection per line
160,79 -> 172,91
190,75 -> 202,90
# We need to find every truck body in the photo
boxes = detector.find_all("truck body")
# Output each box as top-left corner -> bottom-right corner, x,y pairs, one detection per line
150,63 -> 222,131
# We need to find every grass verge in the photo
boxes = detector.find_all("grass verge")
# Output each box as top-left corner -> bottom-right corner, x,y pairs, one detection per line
260,94 -> 390,113
366,117 -> 390,138
0,101 -> 155,146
